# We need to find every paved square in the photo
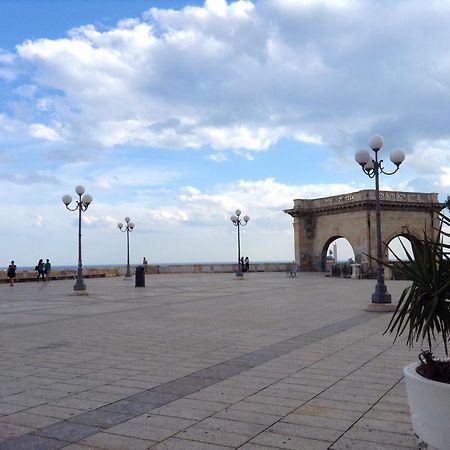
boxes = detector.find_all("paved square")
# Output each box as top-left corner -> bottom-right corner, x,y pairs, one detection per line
0,273 -> 419,449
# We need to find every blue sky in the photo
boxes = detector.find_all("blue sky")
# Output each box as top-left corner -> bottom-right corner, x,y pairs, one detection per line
1,0 -> 450,267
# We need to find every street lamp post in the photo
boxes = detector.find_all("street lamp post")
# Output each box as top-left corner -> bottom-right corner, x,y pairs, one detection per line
118,217 -> 135,277
355,135 -> 405,307
230,209 -> 250,277
62,185 -> 93,292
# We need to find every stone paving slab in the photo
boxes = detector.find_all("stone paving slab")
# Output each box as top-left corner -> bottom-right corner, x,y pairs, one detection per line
32,421 -> 100,443
153,437 -> 233,449
80,431 -> 155,449
0,272 -> 424,449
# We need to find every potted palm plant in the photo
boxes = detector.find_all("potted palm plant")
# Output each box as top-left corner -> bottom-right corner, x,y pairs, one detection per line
384,214 -> 450,449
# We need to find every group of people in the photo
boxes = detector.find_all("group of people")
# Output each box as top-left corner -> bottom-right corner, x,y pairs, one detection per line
6,259 -> 52,286
35,259 -> 52,282
240,256 -> 250,273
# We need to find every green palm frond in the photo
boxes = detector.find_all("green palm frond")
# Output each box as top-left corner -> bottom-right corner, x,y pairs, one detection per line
384,214 -> 450,356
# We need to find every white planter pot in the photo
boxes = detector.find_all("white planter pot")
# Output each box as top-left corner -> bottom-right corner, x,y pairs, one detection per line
403,361 -> 450,450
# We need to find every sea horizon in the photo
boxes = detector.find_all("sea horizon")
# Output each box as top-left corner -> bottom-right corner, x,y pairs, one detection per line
4,260 -> 296,271
3,259 -> 363,272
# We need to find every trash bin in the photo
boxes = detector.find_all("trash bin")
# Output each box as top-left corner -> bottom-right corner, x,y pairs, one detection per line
135,265 -> 145,287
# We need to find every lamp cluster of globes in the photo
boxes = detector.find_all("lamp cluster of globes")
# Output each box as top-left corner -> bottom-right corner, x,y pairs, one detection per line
62,185 -> 93,209
230,209 -> 249,225
355,135 -> 405,172
118,217 -> 135,231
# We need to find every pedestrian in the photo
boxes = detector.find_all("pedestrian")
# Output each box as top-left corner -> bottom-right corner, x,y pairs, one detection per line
44,259 -> 51,282
7,261 -> 16,286
142,257 -> 148,272
240,257 -> 245,273
244,256 -> 250,273
36,259 -> 45,282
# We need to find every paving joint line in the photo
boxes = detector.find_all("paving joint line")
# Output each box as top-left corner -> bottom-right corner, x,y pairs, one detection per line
0,282 -> 309,331
229,322 -> 403,449
327,374 -> 411,447
0,311 -> 378,449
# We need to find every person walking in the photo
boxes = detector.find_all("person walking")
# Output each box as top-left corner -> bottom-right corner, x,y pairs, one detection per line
36,259 -> 45,282
44,259 -> 51,282
244,256 -> 250,273
142,257 -> 148,272
7,261 -> 16,286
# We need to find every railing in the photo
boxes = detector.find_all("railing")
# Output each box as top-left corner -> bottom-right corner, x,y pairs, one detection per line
330,263 -> 376,279
330,263 -> 353,278
0,263 -> 295,283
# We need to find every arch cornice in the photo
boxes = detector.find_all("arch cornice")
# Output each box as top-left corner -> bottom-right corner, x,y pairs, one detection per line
284,190 -> 444,217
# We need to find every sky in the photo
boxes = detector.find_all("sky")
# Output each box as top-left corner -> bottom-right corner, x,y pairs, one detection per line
1,0 -> 450,267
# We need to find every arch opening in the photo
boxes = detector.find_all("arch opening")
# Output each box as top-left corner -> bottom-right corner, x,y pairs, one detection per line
322,236 -> 355,271
387,235 -> 415,261
386,234 -> 418,280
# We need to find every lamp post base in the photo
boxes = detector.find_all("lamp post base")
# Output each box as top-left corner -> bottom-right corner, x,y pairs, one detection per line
235,269 -> 243,277
366,302 -> 397,312
71,290 -> 89,296
365,279 -> 393,310
371,290 -> 391,304
367,285 -> 394,311
73,277 -> 86,292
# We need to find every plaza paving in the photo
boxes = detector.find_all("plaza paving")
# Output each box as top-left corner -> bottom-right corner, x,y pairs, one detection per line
0,272 -> 422,449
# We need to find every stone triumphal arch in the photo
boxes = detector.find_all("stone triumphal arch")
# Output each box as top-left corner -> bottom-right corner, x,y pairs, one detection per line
284,190 -> 444,271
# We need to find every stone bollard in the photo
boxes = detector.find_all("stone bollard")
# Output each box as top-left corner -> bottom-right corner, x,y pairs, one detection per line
351,264 -> 360,279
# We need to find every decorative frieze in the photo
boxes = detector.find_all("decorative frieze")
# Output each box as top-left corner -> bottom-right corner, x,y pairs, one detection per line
286,190 -> 442,217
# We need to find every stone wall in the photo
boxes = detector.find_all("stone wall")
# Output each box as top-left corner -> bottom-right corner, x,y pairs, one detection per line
0,263 -> 292,283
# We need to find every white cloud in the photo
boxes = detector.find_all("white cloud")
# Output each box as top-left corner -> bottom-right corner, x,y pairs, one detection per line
66,164 -> 182,190
207,152 -> 228,162
3,170 -> 61,186
183,186 -> 201,195
0,113 -> 25,135
270,0 -> 350,9
0,51 -> 17,80
295,132 -> 323,145
75,177 -> 359,234
439,168 -> 450,187
82,214 -> 117,228
233,150 -> 255,160
1,0 -> 448,155
14,84 -> 37,98
35,215 -> 44,227
174,177 -> 359,231
29,123 -> 61,141
408,139 -> 450,176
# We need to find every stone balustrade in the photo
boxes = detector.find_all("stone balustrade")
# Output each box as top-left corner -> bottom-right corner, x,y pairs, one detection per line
0,262 -> 293,283
292,189 -> 440,211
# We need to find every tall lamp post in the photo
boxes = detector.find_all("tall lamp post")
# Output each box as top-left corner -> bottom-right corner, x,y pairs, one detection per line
62,185 -> 93,292
118,217 -> 135,277
355,135 -> 405,307
230,209 -> 250,277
